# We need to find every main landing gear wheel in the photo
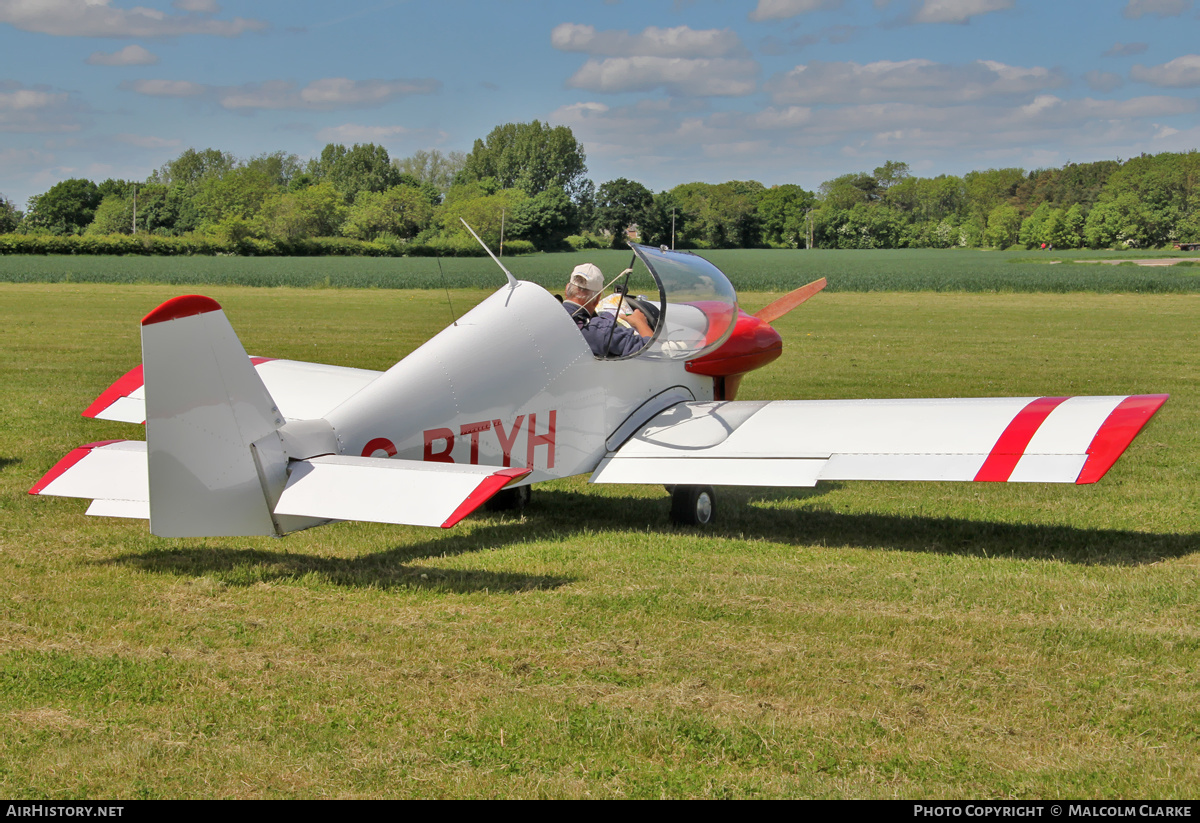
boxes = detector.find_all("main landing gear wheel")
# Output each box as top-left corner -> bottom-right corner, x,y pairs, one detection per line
670,485 -> 715,527
485,484 -> 531,512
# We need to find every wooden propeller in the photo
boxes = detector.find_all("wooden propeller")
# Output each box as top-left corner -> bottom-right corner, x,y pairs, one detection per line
752,277 -> 827,325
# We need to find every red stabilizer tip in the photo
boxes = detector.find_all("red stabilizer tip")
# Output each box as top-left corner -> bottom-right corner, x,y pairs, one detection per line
142,294 -> 222,326
82,365 -> 144,419
441,468 -> 532,528
1076,394 -> 1169,484
29,440 -> 123,495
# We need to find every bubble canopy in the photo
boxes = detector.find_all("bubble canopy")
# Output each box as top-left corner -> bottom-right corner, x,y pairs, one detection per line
627,243 -> 739,361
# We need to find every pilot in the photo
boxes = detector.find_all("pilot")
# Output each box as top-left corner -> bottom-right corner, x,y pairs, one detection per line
563,263 -> 653,357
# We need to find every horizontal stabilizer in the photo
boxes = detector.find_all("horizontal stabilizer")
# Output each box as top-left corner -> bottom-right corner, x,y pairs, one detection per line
591,395 -> 1167,487
28,440 -> 148,519
84,358 -> 382,424
275,456 -> 531,528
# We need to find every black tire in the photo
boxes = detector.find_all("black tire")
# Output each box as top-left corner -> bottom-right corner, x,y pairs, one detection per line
484,484 -> 531,512
670,485 -> 715,527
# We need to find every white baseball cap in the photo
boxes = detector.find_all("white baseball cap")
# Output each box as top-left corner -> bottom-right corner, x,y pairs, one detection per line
569,263 -> 603,293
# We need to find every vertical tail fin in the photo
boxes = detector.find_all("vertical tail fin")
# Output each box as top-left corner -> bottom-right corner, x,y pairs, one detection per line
141,295 -> 286,536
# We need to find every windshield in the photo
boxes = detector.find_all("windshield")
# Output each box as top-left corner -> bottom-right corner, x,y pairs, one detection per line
627,244 -> 738,361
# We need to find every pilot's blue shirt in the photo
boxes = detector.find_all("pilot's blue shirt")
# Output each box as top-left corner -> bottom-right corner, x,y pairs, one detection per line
563,301 -> 646,358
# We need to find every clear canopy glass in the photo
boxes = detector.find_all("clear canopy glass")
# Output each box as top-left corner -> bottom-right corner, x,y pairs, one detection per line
626,244 -> 739,361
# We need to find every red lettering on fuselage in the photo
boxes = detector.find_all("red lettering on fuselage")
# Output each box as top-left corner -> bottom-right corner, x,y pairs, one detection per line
492,416 -> 525,468
423,428 -> 455,463
362,437 -> 397,458
459,420 -> 493,465
526,410 -> 556,470
413,410 -> 560,470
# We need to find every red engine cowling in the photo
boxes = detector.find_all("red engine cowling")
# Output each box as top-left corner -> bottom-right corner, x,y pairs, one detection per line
685,309 -> 782,400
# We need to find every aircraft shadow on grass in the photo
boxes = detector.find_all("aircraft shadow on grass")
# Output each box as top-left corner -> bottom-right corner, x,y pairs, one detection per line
0,456 -> 22,471
101,485 -> 1198,591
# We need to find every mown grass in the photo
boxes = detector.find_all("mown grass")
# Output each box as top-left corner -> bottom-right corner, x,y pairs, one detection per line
2,247 -> 1200,293
1,283 -> 1196,799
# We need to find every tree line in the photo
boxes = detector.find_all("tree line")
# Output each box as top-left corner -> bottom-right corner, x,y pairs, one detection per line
1,120 -> 1197,254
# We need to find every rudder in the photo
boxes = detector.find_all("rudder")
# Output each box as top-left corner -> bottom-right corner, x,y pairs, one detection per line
141,295 -> 285,536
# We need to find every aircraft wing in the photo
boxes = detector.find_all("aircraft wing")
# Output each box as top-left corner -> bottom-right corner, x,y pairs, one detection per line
30,442 -> 530,530
83,358 -> 382,424
590,395 -> 1168,487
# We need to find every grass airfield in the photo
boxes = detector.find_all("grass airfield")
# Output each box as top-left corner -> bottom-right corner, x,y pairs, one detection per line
1,280 -> 1197,799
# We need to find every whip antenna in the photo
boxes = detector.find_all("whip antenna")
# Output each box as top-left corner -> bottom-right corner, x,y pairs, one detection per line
436,257 -> 457,326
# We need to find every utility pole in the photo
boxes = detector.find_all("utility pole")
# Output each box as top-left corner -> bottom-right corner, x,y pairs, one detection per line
132,186 -> 137,234
671,207 -> 676,250
499,208 -> 505,257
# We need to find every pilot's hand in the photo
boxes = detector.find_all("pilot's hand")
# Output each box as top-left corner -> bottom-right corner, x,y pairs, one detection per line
628,309 -> 652,337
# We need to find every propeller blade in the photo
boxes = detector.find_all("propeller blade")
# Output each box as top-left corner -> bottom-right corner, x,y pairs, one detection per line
753,277 -> 827,324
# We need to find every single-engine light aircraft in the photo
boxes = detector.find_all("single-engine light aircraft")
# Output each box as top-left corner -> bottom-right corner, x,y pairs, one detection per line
31,242 -> 1168,534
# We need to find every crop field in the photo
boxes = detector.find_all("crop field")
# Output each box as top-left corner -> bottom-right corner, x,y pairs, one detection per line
1,280 -> 1197,799
1,247 -> 1200,293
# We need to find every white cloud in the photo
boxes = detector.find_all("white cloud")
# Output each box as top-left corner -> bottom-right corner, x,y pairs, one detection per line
114,133 -> 182,149
123,78 -> 206,97
767,59 -> 1065,105
911,0 -> 1014,24
85,44 -> 159,66
0,0 -> 266,37
1103,42 -> 1148,58
0,81 -> 84,133
172,0 -> 219,11
1084,70 -> 1124,92
1131,55 -> 1200,87
554,90 -> 1197,190
314,122 -> 446,145
748,0 -> 842,22
1122,0 -> 1191,18
551,23 -> 746,58
568,56 -> 758,96
123,77 -> 441,110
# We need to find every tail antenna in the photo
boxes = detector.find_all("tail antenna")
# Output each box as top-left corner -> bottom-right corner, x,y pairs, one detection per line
436,257 -> 457,327
460,218 -> 518,288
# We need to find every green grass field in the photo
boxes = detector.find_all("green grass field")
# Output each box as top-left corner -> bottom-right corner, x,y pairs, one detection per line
2,247 -> 1200,292
1,281 -> 1197,799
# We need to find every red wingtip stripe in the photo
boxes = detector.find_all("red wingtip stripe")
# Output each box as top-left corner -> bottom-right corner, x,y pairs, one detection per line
81,358 -> 272,422
141,294 -> 221,326
441,468 -> 532,528
1075,394 -> 1169,484
82,365 -> 144,419
28,440 -> 124,495
974,396 -> 1070,482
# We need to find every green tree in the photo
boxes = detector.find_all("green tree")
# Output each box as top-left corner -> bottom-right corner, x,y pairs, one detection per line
342,185 -> 434,241
0,194 -> 19,233
394,149 -> 467,194
245,151 -> 304,189
260,182 -> 347,241
594,178 -> 653,247
963,168 -> 1024,229
23,178 -> 102,235
459,121 -> 588,199
983,204 -> 1022,248
86,195 -> 134,235
309,143 -> 401,203
1019,202 -> 1053,248
150,148 -> 237,186
758,184 -> 815,247
193,164 -> 280,226
508,187 -> 577,249
435,186 -> 528,248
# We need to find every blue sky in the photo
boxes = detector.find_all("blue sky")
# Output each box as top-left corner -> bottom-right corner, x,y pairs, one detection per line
2,0 -> 1199,208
